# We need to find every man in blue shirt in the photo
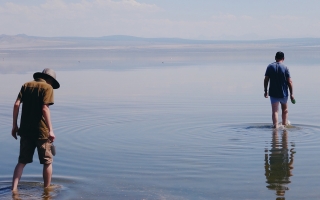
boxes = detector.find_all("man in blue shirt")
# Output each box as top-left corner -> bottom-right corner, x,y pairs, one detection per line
264,52 -> 294,128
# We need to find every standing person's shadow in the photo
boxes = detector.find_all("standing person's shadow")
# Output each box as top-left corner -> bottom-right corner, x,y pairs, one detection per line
264,129 -> 295,200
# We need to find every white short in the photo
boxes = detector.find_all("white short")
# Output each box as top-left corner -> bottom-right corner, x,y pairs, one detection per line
270,96 -> 288,104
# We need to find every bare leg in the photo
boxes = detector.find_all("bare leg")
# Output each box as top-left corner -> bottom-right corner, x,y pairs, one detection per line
281,103 -> 288,125
12,163 -> 26,191
271,102 -> 279,128
43,164 -> 52,188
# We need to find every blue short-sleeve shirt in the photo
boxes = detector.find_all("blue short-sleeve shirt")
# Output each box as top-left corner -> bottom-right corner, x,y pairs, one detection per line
265,62 -> 291,98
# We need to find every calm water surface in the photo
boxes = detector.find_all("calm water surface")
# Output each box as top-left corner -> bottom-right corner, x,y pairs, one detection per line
1,47 -> 320,200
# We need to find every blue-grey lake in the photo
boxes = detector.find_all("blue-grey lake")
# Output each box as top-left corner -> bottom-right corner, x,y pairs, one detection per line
1,37 -> 320,199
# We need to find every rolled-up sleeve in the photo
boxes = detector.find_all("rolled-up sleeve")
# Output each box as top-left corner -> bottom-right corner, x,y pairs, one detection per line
265,65 -> 270,76
43,87 -> 54,105
285,67 -> 291,78
16,85 -> 24,102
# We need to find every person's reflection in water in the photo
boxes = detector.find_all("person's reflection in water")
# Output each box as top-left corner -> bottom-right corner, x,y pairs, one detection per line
265,129 -> 295,200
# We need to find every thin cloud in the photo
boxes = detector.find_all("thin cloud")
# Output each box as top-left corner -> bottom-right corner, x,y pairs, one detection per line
270,15 -> 302,20
241,15 -> 253,20
212,14 -> 237,20
0,0 -> 160,17
211,14 -> 253,21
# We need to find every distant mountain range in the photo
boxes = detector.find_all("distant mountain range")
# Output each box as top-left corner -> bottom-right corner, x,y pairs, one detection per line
1,34 -> 320,49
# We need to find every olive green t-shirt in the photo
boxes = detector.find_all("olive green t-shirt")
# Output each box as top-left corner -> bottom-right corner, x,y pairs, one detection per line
17,78 -> 54,139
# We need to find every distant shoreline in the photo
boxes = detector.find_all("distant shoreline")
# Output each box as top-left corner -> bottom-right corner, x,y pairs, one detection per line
1,34 -> 320,50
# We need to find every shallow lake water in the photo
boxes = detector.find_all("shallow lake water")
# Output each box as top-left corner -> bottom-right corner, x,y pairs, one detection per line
1,45 -> 320,199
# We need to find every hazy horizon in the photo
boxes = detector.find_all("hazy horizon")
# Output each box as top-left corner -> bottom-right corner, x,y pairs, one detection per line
2,33 -> 320,42
1,0 -> 320,40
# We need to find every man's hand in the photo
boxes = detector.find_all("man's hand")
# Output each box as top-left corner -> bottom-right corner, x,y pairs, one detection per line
12,100 -> 21,140
11,125 -> 18,140
290,94 -> 295,101
48,131 -> 55,142
264,92 -> 268,98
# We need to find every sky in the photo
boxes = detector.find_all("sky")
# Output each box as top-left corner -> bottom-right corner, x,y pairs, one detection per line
0,0 -> 319,40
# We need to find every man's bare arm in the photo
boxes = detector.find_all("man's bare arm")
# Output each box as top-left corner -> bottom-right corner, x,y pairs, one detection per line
11,100 -> 21,140
42,104 -> 55,142
264,76 -> 269,98
287,78 -> 294,100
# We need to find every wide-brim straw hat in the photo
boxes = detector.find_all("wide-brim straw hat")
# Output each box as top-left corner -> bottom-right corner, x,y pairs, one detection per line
33,68 -> 60,89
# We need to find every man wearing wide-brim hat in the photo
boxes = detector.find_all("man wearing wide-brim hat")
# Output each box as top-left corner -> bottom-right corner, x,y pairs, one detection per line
11,68 -> 60,191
